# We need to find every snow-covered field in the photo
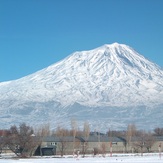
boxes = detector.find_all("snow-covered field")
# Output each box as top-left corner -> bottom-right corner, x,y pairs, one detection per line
0,154 -> 163,163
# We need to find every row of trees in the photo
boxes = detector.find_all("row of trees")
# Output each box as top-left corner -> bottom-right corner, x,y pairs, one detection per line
107,124 -> 158,154
0,121 -> 91,158
125,124 -> 155,154
0,121 -> 163,158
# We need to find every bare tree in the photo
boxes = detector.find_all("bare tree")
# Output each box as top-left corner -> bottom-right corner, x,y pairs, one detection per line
132,130 -> 145,155
153,128 -> 163,136
82,121 -> 90,157
0,137 -> 3,154
101,143 -> 106,157
0,130 -> 8,154
92,143 -> 106,157
55,126 -> 69,157
34,123 -> 51,137
132,130 -> 155,155
126,124 -> 137,152
144,133 -> 155,152
5,123 -> 38,157
33,123 -> 52,156
83,121 -> 90,141
71,119 -> 78,156
93,147 -> 99,156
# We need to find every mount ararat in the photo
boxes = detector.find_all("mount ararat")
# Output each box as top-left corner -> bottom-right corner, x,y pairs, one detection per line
0,43 -> 163,130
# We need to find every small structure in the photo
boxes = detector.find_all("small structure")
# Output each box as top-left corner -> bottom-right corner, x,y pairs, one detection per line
1,131 -> 163,157
34,134 -> 126,156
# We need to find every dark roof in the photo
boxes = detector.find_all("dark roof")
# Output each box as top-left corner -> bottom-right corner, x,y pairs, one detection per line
42,135 -> 125,143
87,135 -> 124,142
90,132 -> 105,136
153,136 -> 163,141
42,136 -> 74,142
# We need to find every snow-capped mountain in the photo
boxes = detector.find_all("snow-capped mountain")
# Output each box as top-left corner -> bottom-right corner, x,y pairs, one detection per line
0,43 -> 163,130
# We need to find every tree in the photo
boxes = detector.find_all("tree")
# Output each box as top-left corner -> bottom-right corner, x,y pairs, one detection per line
83,121 -> 90,141
153,128 -> 163,136
5,123 -> 38,157
100,143 -> 106,157
144,133 -> 155,152
33,123 -> 51,156
0,137 -> 3,154
55,126 -> 69,157
71,119 -> 78,156
82,121 -> 90,157
132,130 -> 155,155
36,123 -> 51,137
126,124 -> 137,152
0,130 -> 9,154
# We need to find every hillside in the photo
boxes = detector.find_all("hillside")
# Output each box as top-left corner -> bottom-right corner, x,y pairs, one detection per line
0,43 -> 163,130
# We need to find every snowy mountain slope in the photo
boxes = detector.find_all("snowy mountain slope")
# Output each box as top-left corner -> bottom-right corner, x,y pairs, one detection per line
0,43 -> 163,130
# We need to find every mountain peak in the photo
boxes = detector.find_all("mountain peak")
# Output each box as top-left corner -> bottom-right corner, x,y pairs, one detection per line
95,42 -> 133,56
2,42 -> 162,107
106,42 -> 121,47
0,43 -> 163,130
103,42 -> 127,48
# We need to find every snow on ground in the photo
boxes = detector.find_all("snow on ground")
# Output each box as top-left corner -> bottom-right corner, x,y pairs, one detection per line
0,154 -> 163,163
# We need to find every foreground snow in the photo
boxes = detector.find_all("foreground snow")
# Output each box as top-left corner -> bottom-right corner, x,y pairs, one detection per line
0,154 -> 163,163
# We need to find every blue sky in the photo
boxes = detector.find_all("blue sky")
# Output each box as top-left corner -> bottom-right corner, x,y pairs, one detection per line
0,0 -> 163,82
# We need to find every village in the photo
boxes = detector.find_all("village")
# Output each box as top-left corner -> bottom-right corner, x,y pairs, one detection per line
0,123 -> 163,158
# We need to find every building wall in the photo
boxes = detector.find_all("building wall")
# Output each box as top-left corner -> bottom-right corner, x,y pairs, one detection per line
39,137 -> 163,156
42,141 -> 126,155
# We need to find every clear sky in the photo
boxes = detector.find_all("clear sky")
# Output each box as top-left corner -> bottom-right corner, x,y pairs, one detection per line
0,0 -> 163,82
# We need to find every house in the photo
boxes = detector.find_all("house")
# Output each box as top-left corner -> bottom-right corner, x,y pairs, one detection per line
150,136 -> 163,153
35,134 -> 163,156
34,136 -> 75,156
1,130 -> 163,156
34,134 -> 126,156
